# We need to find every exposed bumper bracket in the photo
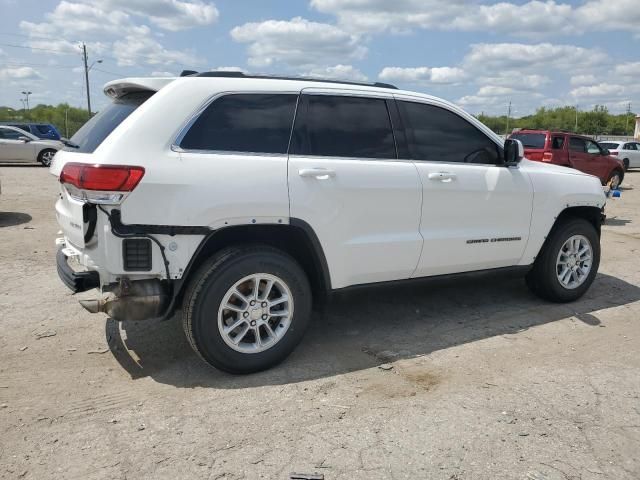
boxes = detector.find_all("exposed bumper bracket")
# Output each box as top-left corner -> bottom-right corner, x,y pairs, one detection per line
56,247 -> 100,293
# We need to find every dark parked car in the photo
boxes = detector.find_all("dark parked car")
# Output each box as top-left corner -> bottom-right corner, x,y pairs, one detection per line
0,122 -> 62,140
509,129 -> 625,189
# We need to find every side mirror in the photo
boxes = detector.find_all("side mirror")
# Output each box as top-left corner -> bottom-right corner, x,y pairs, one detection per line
18,136 -> 32,143
504,138 -> 524,166
601,149 -> 610,156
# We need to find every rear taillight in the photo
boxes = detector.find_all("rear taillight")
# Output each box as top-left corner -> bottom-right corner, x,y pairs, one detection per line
60,163 -> 145,204
610,151 -> 618,156
542,151 -> 554,162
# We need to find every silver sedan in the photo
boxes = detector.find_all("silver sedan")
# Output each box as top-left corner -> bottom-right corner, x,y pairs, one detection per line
0,125 -> 64,167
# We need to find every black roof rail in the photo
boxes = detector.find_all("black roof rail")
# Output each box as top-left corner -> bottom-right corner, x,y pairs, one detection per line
191,71 -> 398,89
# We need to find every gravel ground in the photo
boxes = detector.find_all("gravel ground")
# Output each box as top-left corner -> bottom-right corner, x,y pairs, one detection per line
1,165 -> 639,480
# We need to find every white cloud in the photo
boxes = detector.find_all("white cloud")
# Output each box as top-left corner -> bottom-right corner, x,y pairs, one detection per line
615,62 -> 640,78
311,0 -> 640,37
570,83 -> 638,100
305,64 -> 368,82
0,66 -> 42,81
379,66 -> 466,85
112,34 -> 201,67
89,0 -> 219,31
570,74 -> 598,87
230,17 -> 367,68
463,43 -> 606,72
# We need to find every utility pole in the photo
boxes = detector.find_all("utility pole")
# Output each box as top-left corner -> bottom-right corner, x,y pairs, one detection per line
82,43 -> 92,117
506,101 -> 512,135
626,102 -> 632,136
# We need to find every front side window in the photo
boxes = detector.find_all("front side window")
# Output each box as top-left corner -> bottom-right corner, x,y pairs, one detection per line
399,101 -> 501,164
179,94 -> 298,154
294,95 -> 396,159
569,137 -> 586,152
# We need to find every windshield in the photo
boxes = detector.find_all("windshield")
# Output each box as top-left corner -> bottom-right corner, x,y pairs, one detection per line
510,132 -> 546,149
67,91 -> 153,153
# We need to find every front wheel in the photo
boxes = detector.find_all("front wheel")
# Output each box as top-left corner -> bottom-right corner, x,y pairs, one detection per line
38,149 -> 56,167
182,246 -> 312,374
607,170 -> 623,190
526,218 -> 600,303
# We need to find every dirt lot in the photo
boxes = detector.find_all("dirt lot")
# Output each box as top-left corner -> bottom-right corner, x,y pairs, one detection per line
1,165 -> 639,480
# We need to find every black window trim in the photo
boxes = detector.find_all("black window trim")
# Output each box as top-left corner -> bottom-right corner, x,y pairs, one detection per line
394,97 -> 505,166
172,90 -> 301,157
290,91 -> 401,161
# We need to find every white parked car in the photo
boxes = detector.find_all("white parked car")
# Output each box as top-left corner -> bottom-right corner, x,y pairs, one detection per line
599,141 -> 640,170
0,125 -> 62,166
52,72 -> 607,374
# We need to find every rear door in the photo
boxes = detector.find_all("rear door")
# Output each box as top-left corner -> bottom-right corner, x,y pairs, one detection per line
288,89 -> 423,289
395,97 -> 533,277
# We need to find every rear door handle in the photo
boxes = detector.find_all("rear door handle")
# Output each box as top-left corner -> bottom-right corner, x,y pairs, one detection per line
428,171 -> 456,182
298,168 -> 336,179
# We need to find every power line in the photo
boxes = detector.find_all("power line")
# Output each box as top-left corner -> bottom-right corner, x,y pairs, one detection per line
0,42 -> 79,55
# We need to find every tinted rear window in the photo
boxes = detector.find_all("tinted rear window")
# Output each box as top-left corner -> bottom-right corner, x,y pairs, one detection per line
510,133 -> 546,149
179,94 -> 298,154
67,92 -> 152,153
292,95 -> 396,159
599,142 -> 619,150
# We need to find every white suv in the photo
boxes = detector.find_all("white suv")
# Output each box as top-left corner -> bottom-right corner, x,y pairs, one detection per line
52,72 -> 607,374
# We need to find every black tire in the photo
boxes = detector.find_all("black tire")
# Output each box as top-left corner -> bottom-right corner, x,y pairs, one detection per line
525,218 -> 600,303
38,149 -> 56,167
182,245 -> 312,374
607,170 -> 623,190
622,158 -> 630,171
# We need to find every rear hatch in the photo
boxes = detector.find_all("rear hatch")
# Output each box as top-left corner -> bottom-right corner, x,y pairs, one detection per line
51,78 -> 174,248
510,132 -> 548,161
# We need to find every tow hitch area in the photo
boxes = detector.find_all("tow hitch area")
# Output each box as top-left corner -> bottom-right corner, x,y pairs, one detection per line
79,278 -> 169,321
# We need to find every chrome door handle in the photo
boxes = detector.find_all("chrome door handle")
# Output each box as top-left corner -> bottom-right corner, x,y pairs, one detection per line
298,168 -> 336,179
428,171 -> 456,182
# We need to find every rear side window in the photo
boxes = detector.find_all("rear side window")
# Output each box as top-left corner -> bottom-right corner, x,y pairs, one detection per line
293,95 -> 396,159
179,94 -> 298,154
551,136 -> 564,149
398,101 -> 500,164
510,132 -> 546,149
68,92 -> 152,153
569,137 -> 586,152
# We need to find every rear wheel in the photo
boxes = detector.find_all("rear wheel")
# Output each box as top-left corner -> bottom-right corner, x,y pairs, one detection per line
38,149 -> 56,167
526,218 -> 600,303
622,158 -> 630,171
182,246 -> 312,374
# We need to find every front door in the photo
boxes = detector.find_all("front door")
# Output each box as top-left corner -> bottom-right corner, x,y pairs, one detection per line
288,90 -> 423,289
394,97 -> 534,277
0,128 -> 33,162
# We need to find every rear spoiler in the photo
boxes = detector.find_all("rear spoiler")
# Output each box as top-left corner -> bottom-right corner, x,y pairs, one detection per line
103,77 -> 176,100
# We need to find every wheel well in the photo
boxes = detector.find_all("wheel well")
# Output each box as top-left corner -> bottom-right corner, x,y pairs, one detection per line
174,222 -> 331,309
554,206 -> 602,237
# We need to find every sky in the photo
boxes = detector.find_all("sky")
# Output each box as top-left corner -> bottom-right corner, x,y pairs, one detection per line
0,0 -> 639,116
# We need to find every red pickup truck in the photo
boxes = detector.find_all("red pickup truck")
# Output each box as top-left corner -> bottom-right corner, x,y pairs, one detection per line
509,129 -> 625,189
